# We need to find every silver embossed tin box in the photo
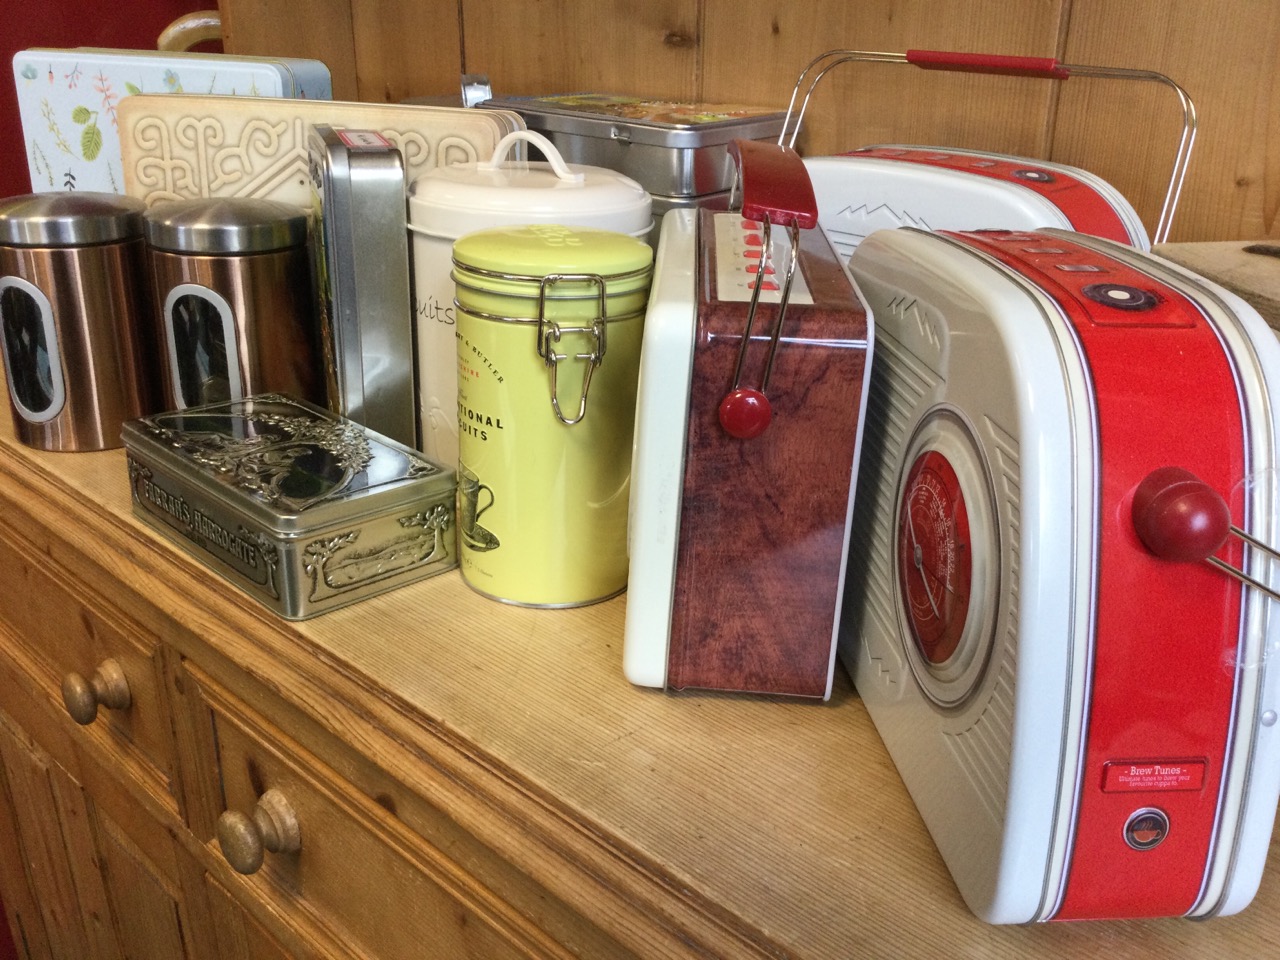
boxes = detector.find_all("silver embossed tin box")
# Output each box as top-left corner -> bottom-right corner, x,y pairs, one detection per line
122,394 -> 456,620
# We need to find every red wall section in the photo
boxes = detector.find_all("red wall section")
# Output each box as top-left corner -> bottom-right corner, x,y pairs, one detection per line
0,1 -> 219,199
0,902 -> 14,960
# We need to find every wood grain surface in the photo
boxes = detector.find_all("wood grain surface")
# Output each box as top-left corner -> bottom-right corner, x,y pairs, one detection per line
217,0 -> 1279,242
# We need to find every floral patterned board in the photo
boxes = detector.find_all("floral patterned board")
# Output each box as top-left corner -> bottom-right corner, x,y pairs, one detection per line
118,95 -> 525,209
13,48 -> 332,195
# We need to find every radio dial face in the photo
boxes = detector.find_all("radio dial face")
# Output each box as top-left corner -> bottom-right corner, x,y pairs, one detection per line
893,409 -> 1000,709
898,450 -> 973,665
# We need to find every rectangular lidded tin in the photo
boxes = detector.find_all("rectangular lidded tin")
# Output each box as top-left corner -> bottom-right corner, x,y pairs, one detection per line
479,94 -> 786,199
308,125 -> 418,449
122,394 -> 456,620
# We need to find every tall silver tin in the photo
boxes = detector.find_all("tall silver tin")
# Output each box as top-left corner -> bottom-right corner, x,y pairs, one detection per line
308,125 -> 418,449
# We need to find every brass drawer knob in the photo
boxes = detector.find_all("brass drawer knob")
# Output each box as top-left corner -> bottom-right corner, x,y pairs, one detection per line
216,788 -> 301,875
61,658 -> 132,725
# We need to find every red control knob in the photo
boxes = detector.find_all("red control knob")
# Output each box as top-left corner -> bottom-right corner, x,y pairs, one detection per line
718,388 -> 772,439
1131,466 -> 1231,562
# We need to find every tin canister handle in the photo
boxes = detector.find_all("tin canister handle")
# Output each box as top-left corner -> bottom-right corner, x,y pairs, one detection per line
719,140 -> 817,440
904,50 -> 1072,79
729,138 -> 819,230
779,48 -> 1197,244
477,130 -> 585,184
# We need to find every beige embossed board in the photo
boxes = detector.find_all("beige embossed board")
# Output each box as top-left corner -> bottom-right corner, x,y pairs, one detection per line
119,94 -> 525,208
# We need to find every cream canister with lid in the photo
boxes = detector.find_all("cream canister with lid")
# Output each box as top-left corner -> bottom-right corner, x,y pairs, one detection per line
408,129 -> 651,467
451,223 -> 652,607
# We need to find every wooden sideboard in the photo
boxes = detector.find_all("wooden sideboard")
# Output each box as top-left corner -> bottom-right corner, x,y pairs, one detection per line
2,398 -> 1280,957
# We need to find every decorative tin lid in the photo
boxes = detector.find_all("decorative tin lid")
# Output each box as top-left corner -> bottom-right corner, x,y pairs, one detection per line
452,224 -> 653,309
122,395 -> 452,536
481,94 -> 787,148
409,130 -> 651,238
0,192 -> 145,247
453,224 -> 652,280
143,197 -> 309,254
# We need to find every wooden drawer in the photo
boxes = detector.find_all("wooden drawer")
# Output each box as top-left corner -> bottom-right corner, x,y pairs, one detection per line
0,525 -> 176,802
192,667 -> 571,960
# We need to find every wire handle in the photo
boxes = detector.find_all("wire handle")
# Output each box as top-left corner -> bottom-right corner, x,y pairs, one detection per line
718,140 -> 816,440
779,48 -> 1197,244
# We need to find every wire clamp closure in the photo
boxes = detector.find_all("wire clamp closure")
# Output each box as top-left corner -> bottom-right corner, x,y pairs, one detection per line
536,274 -> 608,426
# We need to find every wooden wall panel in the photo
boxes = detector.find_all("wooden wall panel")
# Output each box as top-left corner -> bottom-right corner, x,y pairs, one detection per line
351,0 -> 462,103
1055,0 -> 1280,241
218,0 -> 359,101
216,0 -> 1278,240
700,0 -> 1069,159
459,0 -> 699,100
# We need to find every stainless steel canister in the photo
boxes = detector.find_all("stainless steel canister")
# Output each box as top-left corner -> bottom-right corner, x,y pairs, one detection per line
143,198 -> 323,411
0,192 -> 155,451
452,224 -> 653,607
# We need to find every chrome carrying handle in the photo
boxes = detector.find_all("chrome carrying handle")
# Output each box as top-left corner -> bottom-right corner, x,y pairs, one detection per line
779,49 -> 1198,244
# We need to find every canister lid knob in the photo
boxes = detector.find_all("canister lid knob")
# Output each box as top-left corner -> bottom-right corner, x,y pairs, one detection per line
0,192 -> 145,247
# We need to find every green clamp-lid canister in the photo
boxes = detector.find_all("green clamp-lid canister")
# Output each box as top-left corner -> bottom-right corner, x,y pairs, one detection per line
452,224 -> 653,607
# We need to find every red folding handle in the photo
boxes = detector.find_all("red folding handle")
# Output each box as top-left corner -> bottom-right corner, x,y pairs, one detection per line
729,139 -> 819,230
905,49 -> 1072,80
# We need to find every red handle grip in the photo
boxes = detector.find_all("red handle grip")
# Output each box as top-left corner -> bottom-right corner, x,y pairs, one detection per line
729,139 -> 818,230
1131,466 -> 1231,563
905,49 -> 1072,80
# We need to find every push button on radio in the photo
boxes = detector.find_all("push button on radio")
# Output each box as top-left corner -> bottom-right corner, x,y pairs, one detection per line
1124,808 -> 1170,851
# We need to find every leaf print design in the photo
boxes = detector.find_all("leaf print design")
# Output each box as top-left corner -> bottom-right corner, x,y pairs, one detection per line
70,106 -> 103,161
80,123 -> 103,162
93,72 -> 120,128
40,99 -> 73,156
31,143 -> 53,188
20,64 -> 37,82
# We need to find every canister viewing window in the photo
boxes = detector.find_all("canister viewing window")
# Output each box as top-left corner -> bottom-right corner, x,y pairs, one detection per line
163,283 -> 242,409
0,276 -> 65,423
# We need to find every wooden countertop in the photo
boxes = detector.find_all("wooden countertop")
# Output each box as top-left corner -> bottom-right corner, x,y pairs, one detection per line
2,409 -> 1278,959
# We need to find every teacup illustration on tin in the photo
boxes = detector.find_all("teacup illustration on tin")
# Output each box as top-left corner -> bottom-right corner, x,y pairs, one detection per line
458,462 -> 500,551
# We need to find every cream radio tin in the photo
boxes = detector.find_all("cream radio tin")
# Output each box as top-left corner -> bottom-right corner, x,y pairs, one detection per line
451,225 -> 652,607
122,394 -> 456,620
308,125 -> 418,449
841,226 -> 1280,922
